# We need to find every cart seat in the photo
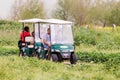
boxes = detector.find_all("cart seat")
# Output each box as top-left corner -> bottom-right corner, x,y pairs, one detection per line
25,36 -> 34,48
22,43 -> 26,46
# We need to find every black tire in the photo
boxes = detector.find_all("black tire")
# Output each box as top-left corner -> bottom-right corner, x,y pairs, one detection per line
19,50 -> 24,56
57,53 -> 63,62
50,54 -> 58,62
70,54 -> 78,64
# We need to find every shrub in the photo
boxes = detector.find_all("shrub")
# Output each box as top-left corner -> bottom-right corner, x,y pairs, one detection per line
0,20 -> 21,46
77,51 -> 109,63
0,47 -> 18,56
77,51 -> 120,63
74,27 -> 120,49
104,53 -> 120,71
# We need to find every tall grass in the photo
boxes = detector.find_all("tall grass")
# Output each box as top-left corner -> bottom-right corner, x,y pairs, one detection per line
74,26 -> 120,50
1,20 -> 120,49
0,20 -> 34,46
0,55 -> 119,80
0,21 -> 120,80
0,20 -> 22,46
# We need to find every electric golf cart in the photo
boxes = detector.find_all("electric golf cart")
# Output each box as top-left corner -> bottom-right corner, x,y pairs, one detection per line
18,18 -> 78,64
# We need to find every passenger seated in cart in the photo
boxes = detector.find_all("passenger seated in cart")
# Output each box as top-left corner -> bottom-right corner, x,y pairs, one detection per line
20,26 -> 31,42
31,31 -> 34,37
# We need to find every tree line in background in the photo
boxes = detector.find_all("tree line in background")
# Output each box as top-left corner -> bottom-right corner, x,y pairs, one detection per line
10,0 -> 120,26
11,0 -> 45,20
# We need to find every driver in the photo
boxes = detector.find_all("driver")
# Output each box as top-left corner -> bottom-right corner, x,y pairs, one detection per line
43,28 -> 51,57
43,28 -> 51,55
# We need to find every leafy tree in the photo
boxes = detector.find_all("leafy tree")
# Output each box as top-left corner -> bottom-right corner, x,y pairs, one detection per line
71,0 -> 91,25
11,0 -> 45,21
108,1 -> 120,26
53,0 -> 71,20
109,8 -> 120,25
88,0 -> 117,26
53,0 -> 119,26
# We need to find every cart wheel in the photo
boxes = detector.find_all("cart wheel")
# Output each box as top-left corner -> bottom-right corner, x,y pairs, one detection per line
50,54 -> 58,62
70,54 -> 78,64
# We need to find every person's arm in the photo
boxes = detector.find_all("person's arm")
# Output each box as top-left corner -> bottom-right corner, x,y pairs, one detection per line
43,39 -> 51,47
43,34 -> 51,47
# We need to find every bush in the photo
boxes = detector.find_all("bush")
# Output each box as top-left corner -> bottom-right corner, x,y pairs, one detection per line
77,51 -> 108,63
0,20 -> 22,46
104,53 -> 120,71
0,47 -> 18,56
77,51 -> 120,78
74,27 -> 120,49
74,27 -> 97,46
77,51 -> 120,63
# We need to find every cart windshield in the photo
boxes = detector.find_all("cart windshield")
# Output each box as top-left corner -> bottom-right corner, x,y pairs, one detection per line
51,24 -> 74,44
34,23 -> 49,42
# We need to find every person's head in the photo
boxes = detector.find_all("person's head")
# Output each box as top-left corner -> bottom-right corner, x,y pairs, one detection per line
32,31 -> 34,37
24,26 -> 29,32
47,28 -> 50,34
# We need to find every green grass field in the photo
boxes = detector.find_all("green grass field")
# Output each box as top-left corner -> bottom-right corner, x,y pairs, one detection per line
0,20 -> 120,80
0,55 -> 119,80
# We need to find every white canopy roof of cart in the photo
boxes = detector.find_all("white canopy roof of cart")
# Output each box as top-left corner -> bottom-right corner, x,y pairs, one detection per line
45,19 -> 72,24
19,18 -> 46,23
19,18 -> 73,24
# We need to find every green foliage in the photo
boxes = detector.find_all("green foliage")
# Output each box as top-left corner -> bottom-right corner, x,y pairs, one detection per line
74,27 -> 120,49
0,20 -> 21,46
0,20 -> 20,26
0,46 -> 18,56
104,54 -> 120,78
76,51 -> 120,78
53,0 -> 70,20
0,55 -> 119,80
53,0 -> 120,26
19,0 -> 45,19
11,0 -> 45,20
108,7 -> 120,25
104,53 -> 120,70
77,51 -> 108,63
74,27 -> 97,45
77,51 -> 120,63
54,0 -> 91,25
0,20 -> 120,80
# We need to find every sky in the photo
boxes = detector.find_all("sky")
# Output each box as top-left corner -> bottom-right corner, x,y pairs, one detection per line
0,0 -> 14,19
0,0 -> 57,19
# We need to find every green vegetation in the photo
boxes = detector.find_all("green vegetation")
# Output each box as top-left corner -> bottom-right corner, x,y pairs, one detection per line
0,46 -> 18,56
0,55 -> 119,80
10,0 -> 120,26
0,20 -> 21,46
0,20 -> 120,80
54,0 -> 120,26
11,0 -> 45,20
74,27 -> 120,49
2,0 -> 120,79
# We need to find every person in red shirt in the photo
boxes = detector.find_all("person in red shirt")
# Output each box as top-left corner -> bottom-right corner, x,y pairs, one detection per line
20,26 -> 31,42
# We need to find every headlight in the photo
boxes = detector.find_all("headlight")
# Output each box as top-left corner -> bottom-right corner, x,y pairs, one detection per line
55,50 -> 60,52
70,50 -> 74,52
51,49 -> 54,52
